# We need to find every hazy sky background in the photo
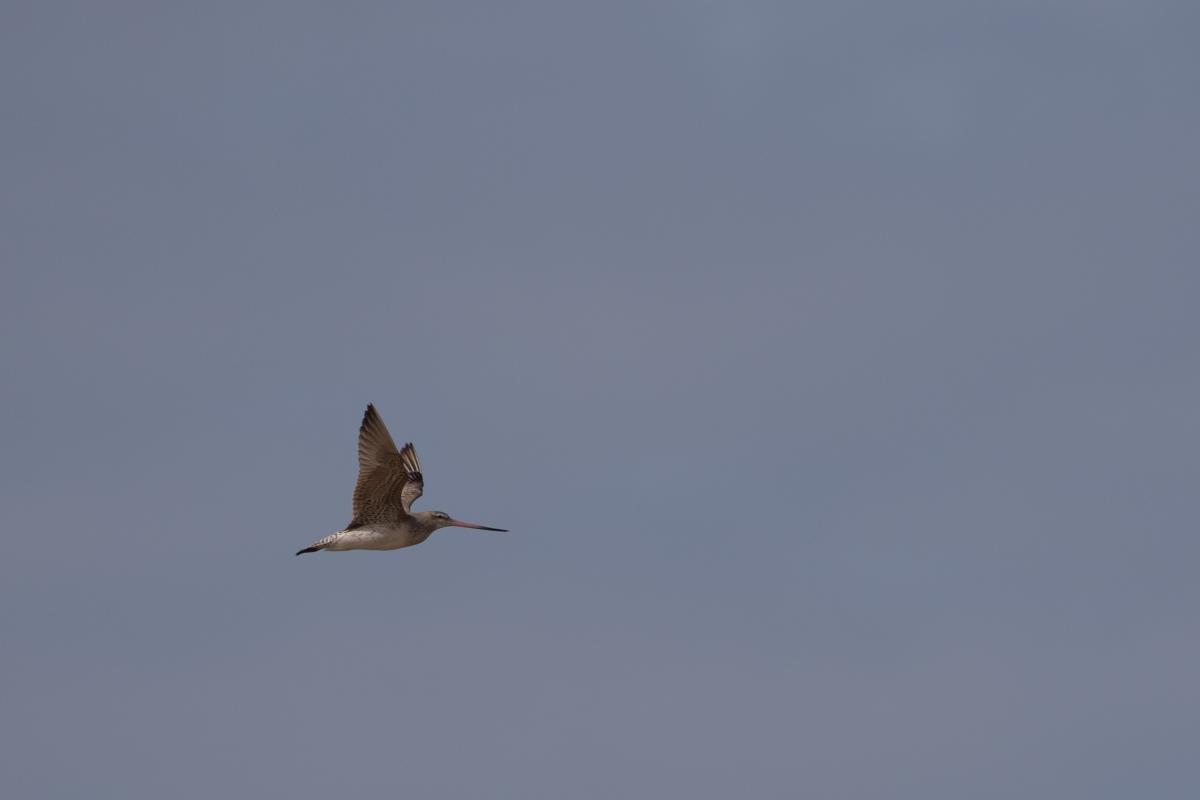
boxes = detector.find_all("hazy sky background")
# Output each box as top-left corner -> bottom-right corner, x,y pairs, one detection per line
2,2 -> 1198,797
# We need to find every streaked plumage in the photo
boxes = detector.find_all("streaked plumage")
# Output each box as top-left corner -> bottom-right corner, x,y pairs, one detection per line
296,404 -> 507,555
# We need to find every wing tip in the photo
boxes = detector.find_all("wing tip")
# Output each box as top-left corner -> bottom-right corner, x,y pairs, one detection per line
400,441 -> 422,473
360,404 -> 390,444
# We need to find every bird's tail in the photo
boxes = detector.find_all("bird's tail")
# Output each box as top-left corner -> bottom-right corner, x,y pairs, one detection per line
295,531 -> 342,556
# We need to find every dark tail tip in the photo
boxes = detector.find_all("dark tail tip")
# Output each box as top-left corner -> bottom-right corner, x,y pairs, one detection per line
295,545 -> 323,556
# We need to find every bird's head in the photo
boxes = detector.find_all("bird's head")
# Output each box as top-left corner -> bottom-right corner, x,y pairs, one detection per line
424,510 -> 507,533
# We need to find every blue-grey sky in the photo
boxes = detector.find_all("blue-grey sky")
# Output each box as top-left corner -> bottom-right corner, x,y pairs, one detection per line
3,2 -> 1198,797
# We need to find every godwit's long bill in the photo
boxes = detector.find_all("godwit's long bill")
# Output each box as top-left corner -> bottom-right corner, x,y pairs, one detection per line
296,404 -> 506,555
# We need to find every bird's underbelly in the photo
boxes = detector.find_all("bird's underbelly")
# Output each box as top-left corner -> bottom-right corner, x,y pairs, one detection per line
326,525 -> 430,551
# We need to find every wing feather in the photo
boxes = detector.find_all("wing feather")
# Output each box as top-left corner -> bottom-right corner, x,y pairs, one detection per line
348,405 -> 425,527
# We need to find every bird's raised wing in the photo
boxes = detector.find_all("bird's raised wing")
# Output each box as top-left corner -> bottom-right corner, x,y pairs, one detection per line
348,404 -> 425,527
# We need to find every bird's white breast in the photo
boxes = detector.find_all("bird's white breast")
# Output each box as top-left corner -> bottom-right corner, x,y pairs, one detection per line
326,524 -> 431,551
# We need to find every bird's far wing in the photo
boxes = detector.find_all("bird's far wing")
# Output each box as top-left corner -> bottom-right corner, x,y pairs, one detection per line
349,405 -> 422,527
398,442 -> 424,513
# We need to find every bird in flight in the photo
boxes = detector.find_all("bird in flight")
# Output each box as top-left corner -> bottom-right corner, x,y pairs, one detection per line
296,404 -> 507,555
